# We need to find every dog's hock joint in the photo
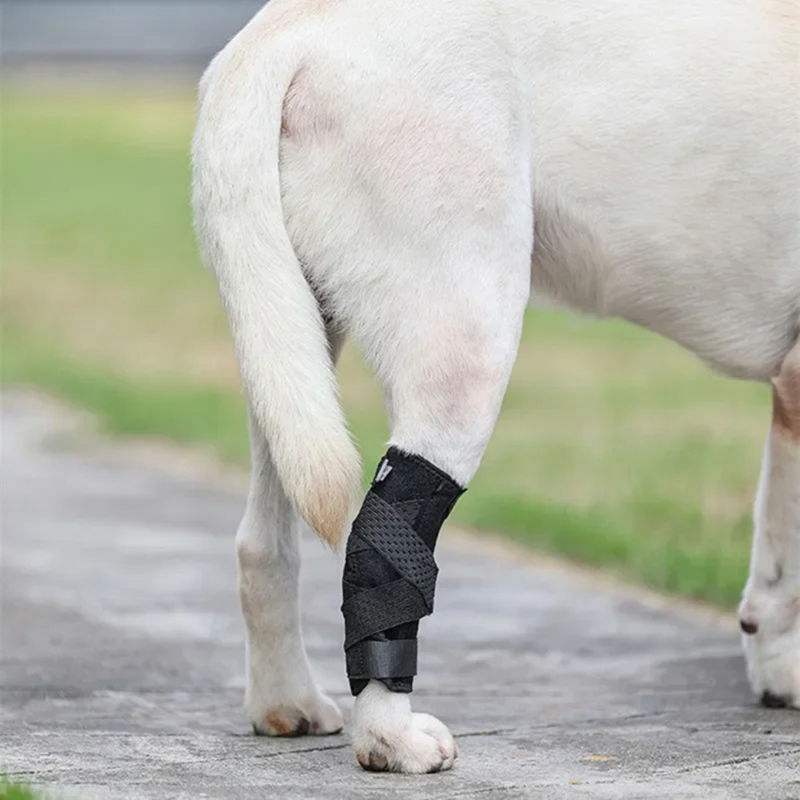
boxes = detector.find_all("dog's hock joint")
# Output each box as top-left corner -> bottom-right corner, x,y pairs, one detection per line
342,448 -> 464,695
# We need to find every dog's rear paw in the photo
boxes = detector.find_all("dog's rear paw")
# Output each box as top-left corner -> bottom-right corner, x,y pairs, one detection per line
355,711 -> 457,773
251,691 -> 344,736
352,682 -> 457,773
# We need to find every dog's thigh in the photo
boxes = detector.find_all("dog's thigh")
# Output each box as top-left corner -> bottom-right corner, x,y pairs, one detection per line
739,341 -> 800,708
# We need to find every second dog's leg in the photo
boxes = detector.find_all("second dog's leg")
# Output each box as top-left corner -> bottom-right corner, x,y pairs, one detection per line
237,409 -> 343,735
739,341 -> 800,708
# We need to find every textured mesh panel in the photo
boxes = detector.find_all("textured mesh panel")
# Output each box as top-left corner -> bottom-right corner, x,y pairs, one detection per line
355,494 -> 438,608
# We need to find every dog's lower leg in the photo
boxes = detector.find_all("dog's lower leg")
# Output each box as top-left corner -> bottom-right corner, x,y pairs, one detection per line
237,409 -> 343,735
344,448 -> 464,770
739,341 -> 800,708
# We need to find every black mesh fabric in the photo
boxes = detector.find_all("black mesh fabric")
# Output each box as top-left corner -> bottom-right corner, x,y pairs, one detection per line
342,447 -> 465,695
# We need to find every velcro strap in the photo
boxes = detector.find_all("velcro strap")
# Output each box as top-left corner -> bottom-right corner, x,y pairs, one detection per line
346,639 -> 418,680
342,579 -> 429,649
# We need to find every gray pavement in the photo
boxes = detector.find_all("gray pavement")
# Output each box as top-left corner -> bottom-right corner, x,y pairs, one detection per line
1,392 -> 799,799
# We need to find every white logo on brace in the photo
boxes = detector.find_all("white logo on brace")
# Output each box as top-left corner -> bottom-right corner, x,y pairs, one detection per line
374,460 -> 393,483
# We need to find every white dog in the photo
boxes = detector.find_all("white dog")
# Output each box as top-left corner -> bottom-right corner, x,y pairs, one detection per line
192,0 -> 799,773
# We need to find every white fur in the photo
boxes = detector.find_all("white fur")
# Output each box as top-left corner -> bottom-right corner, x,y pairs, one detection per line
236,412 -> 343,735
739,348 -> 800,708
351,683 -> 457,773
192,0 -> 800,773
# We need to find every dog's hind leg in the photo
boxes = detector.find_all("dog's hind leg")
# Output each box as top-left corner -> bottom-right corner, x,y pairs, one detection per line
276,42 -> 534,764
739,340 -> 800,708
340,226 -> 532,771
236,328 -> 348,735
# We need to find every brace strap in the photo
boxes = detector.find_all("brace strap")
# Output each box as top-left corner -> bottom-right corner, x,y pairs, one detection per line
342,448 -> 464,695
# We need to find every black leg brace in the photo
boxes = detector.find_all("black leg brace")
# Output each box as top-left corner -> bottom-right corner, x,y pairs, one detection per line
342,448 -> 465,695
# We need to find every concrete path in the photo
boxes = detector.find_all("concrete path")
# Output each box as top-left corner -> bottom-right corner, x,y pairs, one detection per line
2,393 -> 798,799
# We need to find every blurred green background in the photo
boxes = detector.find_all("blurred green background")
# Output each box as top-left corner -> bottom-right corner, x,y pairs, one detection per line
1,88 -> 771,606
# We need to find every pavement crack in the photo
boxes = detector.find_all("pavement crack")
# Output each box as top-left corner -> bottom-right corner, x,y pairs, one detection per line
457,728 -> 517,738
448,786 -> 523,798
494,710 -> 668,733
672,747 -> 800,773
252,743 -> 351,759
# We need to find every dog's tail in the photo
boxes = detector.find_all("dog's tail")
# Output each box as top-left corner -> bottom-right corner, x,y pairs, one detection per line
191,31 -> 361,548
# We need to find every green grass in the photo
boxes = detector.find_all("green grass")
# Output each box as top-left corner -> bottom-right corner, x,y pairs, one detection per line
0,776 -> 49,800
2,326 -> 250,464
1,90 -> 770,607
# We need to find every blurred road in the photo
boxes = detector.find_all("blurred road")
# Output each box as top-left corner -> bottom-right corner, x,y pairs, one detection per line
3,0 -> 263,65
2,392 -> 798,799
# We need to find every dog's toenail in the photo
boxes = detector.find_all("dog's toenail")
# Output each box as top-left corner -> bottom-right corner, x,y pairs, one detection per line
740,619 -> 758,635
366,752 -> 388,771
761,690 -> 788,708
294,718 -> 310,736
